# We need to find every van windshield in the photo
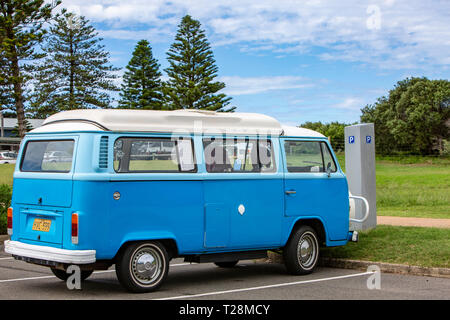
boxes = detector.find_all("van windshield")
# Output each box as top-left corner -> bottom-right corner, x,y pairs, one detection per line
21,140 -> 75,173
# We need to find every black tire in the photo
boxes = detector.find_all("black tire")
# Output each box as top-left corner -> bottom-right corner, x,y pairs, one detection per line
115,241 -> 169,293
50,268 -> 94,281
283,225 -> 320,275
214,260 -> 239,268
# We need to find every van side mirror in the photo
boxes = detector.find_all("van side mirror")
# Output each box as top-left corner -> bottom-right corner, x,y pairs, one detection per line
326,162 -> 332,177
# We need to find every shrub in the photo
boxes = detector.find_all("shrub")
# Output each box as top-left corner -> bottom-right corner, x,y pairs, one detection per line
0,184 -> 12,235
442,140 -> 450,156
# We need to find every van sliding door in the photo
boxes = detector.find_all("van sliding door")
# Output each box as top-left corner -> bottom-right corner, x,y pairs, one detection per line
202,137 -> 283,249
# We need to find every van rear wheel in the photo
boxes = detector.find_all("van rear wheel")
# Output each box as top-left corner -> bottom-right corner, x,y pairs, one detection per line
283,225 -> 319,275
50,268 -> 93,281
115,241 -> 169,293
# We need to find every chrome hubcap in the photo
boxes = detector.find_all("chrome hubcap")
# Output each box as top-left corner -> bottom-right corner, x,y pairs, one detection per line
131,247 -> 162,285
297,232 -> 317,269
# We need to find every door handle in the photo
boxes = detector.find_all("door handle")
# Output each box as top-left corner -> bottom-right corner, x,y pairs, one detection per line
285,190 -> 297,195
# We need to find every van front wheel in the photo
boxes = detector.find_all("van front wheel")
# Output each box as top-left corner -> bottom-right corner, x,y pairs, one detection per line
283,225 -> 319,275
115,241 -> 169,293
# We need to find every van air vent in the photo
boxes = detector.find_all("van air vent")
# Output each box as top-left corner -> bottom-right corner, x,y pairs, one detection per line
99,136 -> 109,169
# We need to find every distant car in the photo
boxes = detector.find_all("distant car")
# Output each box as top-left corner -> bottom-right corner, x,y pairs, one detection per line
0,151 -> 17,164
43,151 -> 72,163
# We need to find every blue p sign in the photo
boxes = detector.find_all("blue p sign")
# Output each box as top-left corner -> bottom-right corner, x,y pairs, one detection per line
366,136 -> 372,144
349,136 -> 355,144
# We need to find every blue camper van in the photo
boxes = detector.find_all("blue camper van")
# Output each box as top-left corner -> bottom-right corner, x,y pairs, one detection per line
4,109 -> 368,293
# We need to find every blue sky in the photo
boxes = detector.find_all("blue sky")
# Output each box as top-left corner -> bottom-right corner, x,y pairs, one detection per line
56,0 -> 450,126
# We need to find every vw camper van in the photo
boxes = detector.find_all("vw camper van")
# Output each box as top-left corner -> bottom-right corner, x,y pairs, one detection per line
4,109 -> 367,292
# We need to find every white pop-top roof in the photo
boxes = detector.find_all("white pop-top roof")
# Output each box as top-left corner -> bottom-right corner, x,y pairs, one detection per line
281,125 -> 325,138
32,109 -> 324,137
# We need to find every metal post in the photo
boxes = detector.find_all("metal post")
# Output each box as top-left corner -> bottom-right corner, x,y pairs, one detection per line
0,111 -> 4,137
344,123 -> 377,230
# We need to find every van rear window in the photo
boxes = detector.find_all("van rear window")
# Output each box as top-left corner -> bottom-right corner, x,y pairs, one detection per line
21,140 -> 75,173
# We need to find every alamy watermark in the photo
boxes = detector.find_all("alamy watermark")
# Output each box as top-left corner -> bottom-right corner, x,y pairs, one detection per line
366,265 -> 381,290
66,265 -> 81,290
366,5 -> 381,30
66,13 -> 81,31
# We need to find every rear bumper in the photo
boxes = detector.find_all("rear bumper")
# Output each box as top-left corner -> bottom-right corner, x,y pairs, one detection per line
4,240 -> 96,264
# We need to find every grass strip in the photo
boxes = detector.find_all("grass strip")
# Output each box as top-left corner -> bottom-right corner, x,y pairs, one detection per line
321,225 -> 450,269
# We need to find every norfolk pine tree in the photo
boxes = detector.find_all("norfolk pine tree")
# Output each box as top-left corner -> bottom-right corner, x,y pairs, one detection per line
164,15 -> 234,112
0,0 -> 60,137
0,49 -> 14,113
119,40 -> 164,110
30,11 -> 119,118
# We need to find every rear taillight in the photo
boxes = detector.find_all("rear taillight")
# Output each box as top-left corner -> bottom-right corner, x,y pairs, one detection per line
7,207 -> 13,235
71,213 -> 78,244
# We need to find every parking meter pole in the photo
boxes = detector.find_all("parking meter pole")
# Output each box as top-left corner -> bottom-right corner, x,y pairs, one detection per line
344,123 -> 377,231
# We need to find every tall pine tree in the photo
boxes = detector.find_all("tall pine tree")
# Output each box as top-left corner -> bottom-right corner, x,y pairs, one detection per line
0,49 -> 14,113
0,0 -> 60,136
164,15 -> 234,111
30,11 -> 119,118
119,40 -> 164,109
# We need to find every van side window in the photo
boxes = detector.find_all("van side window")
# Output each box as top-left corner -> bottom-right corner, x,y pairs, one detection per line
114,137 -> 196,173
284,141 -> 336,173
284,141 -> 323,173
203,138 -> 275,173
321,143 -> 337,173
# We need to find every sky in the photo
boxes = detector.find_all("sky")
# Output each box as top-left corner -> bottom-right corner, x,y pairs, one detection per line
53,0 -> 450,126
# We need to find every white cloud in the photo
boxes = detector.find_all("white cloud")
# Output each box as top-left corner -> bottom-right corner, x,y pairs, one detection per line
97,28 -> 171,42
219,76 -> 313,95
53,0 -> 450,70
333,97 -> 364,111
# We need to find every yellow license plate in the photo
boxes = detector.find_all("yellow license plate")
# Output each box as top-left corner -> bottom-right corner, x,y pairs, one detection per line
32,219 -> 52,232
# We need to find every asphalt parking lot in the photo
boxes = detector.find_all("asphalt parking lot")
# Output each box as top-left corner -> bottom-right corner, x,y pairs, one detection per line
0,244 -> 449,300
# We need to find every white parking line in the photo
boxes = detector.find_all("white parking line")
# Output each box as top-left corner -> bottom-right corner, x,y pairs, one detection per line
0,275 -> 55,283
155,271 -> 374,300
0,262 -> 192,284
0,257 -> 13,260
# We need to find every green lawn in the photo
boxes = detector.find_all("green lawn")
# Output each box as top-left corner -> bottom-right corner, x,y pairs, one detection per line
375,162 -> 449,219
335,154 -> 450,219
115,159 -> 179,171
321,225 -> 450,268
0,164 -> 15,186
